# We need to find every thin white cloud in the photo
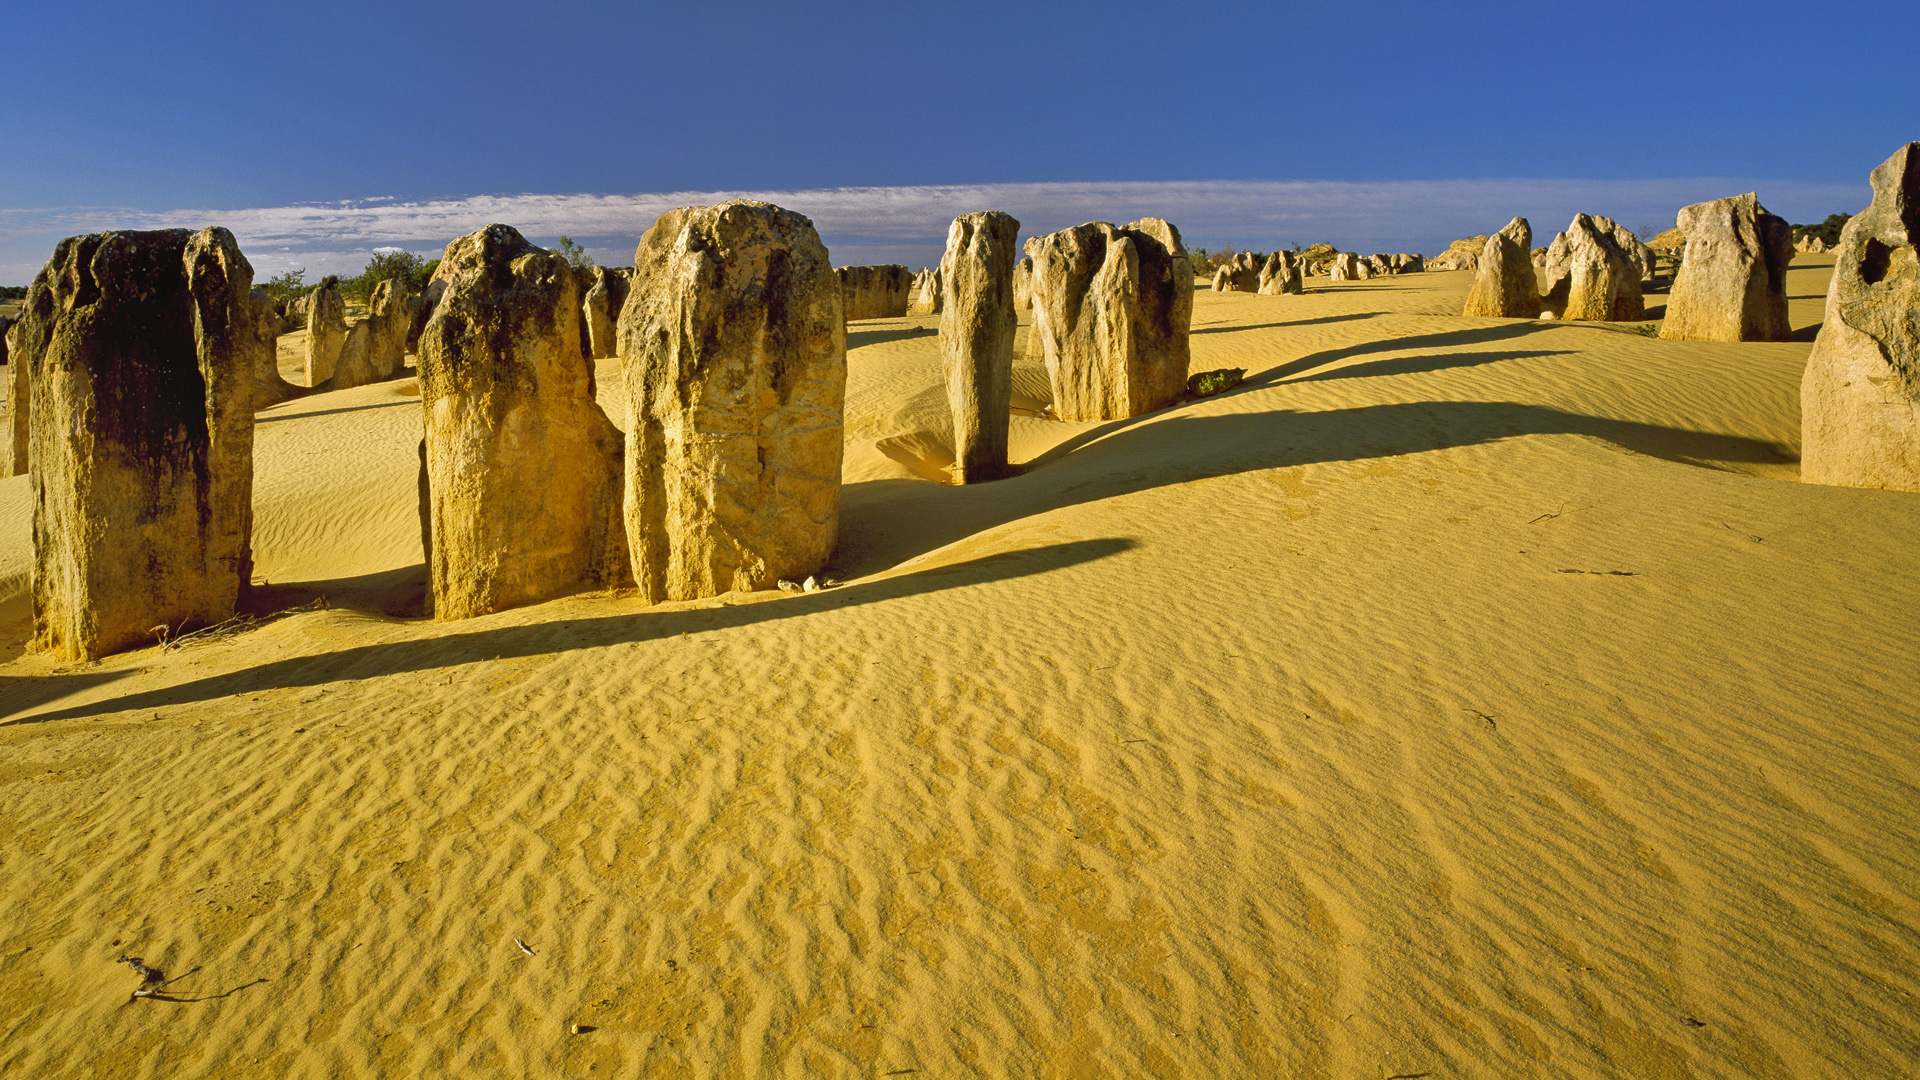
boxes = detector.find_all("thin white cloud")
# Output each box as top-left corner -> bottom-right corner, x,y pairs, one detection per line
0,177 -> 1866,282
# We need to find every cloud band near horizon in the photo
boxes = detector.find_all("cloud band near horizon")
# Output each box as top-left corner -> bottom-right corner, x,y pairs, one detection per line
0,177 -> 1867,283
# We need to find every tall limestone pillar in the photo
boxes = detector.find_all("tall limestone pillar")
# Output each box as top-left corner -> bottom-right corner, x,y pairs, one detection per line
304,277 -> 347,386
1026,217 -> 1193,421
417,224 -> 629,619
617,200 -> 845,601
16,228 -> 256,660
940,211 -> 1020,484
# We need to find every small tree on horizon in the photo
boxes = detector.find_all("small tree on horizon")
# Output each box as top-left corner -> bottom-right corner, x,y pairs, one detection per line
554,236 -> 595,270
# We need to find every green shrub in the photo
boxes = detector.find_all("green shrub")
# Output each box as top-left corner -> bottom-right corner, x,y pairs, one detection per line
1792,213 -> 1851,247
1187,368 -> 1245,397
554,236 -> 594,270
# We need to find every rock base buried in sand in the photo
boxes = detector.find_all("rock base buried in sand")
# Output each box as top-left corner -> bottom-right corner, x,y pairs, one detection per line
617,200 -> 845,602
1026,218 -> 1194,421
14,227 -> 257,660
418,224 -> 629,620
940,211 -> 1020,484
1462,217 -> 1542,319
1660,192 -> 1793,342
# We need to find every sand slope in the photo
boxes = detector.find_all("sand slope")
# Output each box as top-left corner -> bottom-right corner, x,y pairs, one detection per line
1,256 -> 1916,1079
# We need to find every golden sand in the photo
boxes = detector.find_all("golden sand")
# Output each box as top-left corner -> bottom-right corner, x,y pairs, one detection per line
1,256 -> 1916,1078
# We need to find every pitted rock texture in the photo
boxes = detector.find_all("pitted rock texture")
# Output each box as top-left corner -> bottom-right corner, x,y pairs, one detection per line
1025,218 -> 1193,422
417,224 -> 629,620
617,200 -> 846,601
16,227 -> 256,660
1801,143 -> 1920,490
940,211 -> 1020,484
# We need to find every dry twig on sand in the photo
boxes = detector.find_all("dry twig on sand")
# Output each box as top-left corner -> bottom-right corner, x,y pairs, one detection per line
152,596 -> 331,653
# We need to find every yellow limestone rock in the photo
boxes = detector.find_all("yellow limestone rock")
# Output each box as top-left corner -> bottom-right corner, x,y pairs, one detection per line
940,211 -> 1020,484
1258,250 -> 1303,295
1560,214 -> 1644,321
417,224 -> 629,620
1659,193 -> 1793,342
836,264 -> 913,321
908,267 -> 942,315
1026,218 -> 1193,421
1462,217 -> 1542,318
617,200 -> 846,601
304,276 -> 346,386
1801,143 -> 1920,491
247,287 -> 301,409
4,316 -> 26,475
333,278 -> 410,390
582,267 -> 631,360
16,228 -> 256,660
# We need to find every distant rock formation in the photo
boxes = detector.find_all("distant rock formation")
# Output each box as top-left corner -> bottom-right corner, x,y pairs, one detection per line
1013,256 -> 1034,310
618,200 -> 845,600
583,266 -> 631,359
333,279 -> 411,391
1659,192 -> 1793,342
1391,253 -> 1425,273
940,211 -> 1020,484
1258,250 -> 1303,295
417,224 -> 629,620
1801,143 -> 1920,491
1462,217 -> 1543,319
14,228 -> 255,660
1431,237 -> 1486,271
1026,217 -> 1193,421
909,267 -> 942,315
304,276 -> 347,386
1328,252 -> 1361,281
837,264 -> 913,321
1560,214 -> 1644,321
247,287 -> 301,409
1212,262 -> 1258,292
1795,235 -> 1832,254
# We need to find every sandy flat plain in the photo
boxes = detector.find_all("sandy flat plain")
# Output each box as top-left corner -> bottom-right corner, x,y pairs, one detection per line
0,256 -> 1916,1079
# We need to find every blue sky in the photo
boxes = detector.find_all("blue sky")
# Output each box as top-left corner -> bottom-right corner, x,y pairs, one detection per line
2,0 -> 1913,282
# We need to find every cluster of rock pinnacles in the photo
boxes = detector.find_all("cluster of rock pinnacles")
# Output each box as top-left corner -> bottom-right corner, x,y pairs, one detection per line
8,140 -> 1919,660
1,200 -> 1203,660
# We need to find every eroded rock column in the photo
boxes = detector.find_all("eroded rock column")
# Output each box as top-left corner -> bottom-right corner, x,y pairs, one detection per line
417,224 -> 628,619
940,211 -> 1020,484
617,200 -> 845,601
1659,192 -> 1793,342
1802,143 -> 1920,490
1026,217 -> 1193,421
1463,217 -> 1542,318
304,276 -> 346,386
17,227 -> 256,660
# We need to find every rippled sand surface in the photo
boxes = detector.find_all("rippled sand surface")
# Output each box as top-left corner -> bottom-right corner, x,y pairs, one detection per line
1,256 -> 1915,1079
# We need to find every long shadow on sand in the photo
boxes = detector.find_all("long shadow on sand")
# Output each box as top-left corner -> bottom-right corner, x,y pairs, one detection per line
1190,311 -> 1385,335
1241,321 -> 1561,385
1285,349 -> 1570,383
5,539 -> 1134,724
848,326 -> 939,349
834,399 -> 1797,576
